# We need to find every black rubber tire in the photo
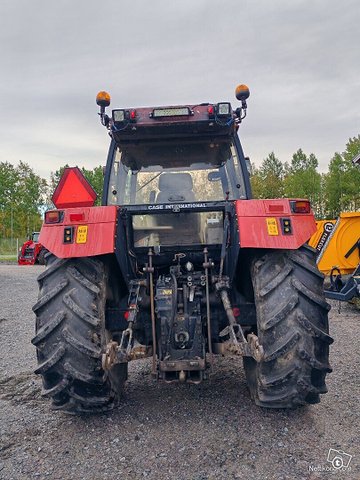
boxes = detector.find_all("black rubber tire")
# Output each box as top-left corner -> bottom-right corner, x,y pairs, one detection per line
32,254 -> 127,414
37,248 -> 48,265
243,245 -> 333,408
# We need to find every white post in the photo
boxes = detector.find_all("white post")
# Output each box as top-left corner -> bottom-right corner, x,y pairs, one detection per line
10,205 -> 13,250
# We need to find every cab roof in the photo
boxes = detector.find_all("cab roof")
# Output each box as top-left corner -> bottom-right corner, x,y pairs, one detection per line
109,103 -> 237,143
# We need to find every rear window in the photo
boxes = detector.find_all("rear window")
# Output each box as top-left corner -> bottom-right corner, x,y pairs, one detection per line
108,139 -> 246,205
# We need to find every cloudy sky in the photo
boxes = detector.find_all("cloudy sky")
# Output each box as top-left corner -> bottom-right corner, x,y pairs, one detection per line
0,0 -> 359,180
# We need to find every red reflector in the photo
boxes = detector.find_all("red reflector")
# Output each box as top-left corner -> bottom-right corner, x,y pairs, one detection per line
124,311 -> 130,320
268,204 -> 284,213
45,210 -> 63,224
290,200 -> 311,214
69,213 -> 84,222
130,110 -> 136,120
233,307 -> 240,317
52,167 -> 97,209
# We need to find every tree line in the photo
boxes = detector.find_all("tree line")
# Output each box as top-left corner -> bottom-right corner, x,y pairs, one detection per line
0,135 -> 359,238
251,135 -> 360,219
0,161 -> 47,239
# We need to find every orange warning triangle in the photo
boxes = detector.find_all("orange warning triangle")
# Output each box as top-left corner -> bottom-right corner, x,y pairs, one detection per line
52,167 -> 97,208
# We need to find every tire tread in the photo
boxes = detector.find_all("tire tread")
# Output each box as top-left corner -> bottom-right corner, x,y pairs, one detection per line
244,245 -> 332,408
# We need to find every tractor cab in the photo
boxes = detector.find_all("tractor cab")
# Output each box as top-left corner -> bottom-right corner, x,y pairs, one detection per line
31,232 -> 40,242
106,136 -> 248,253
99,89 -> 252,271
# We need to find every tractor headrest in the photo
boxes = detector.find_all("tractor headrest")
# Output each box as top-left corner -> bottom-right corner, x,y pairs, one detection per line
158,173 -> 193,192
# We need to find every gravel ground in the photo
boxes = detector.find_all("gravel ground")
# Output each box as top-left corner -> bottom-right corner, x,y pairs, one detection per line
0,264 -> 359,480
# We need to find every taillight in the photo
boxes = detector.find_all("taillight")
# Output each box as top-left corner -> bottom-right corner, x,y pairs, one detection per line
45,210 -> 64,224
290,200 -> 311,214
69,213 -> 84,222
207,105 -> 215,118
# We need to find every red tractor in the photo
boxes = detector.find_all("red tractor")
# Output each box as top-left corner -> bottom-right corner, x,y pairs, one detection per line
18,232 -> 48,265
32,85 -> 333,414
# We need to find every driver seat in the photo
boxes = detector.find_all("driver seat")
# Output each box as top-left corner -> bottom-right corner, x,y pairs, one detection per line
154,173 -> 201,244
155,173 -> 196,203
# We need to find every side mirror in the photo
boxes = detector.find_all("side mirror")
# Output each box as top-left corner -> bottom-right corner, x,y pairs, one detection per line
245,157 -> 252,175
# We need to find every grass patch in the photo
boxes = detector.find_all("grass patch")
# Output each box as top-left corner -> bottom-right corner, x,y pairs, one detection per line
0,238 -> 26,256
0,255 -> 17,263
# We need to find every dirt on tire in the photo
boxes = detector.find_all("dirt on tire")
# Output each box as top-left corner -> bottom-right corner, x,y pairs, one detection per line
32,255 -> 126,414
244,245 -> 333,408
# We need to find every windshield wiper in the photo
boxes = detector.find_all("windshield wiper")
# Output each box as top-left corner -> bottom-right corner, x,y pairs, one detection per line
136,172 -> 162,193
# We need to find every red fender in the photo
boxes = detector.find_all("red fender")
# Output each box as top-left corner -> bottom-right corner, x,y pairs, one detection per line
40,200 -> 316,258
39,206 -> 117,258
235,199 -> 316,249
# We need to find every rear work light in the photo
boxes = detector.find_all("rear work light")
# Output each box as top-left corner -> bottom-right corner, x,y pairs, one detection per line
112,109 -> 126,123
216,102 -> 232,117
45,210 -> 64,224
290,200 -> 311,214
151,107 -> 192,118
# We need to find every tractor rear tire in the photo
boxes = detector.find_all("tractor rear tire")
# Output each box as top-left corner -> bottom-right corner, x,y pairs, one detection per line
243,245 -> 333,408
32,254 -> 126,414
37,248 -> 48,265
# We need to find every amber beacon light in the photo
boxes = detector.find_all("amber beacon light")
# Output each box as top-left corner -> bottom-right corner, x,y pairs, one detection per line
234,84 -> 250,121
235,84 -> 250,101
96,91 -> 111,125
96,91 -> 111,108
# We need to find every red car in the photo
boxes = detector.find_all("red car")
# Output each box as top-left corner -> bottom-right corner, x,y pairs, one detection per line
18,232 -> 48,265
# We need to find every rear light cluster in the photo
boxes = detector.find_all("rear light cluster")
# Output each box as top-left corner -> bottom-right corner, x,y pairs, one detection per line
207,103 -> 232,119
280,218 -> 292,235
45,210 -> 64,224
63,227 -> 74,244
45,210 -> 85,224
290,200 -> 311,214
69,213 -> 84,222
112,109 -> 137,124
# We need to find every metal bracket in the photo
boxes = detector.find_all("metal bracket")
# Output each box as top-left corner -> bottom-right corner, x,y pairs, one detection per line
215,280 -> 264,361
102,340 -> 153,370
218,324 -> 264,362
102,341 -> 118,370
214,332 -> 264,362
